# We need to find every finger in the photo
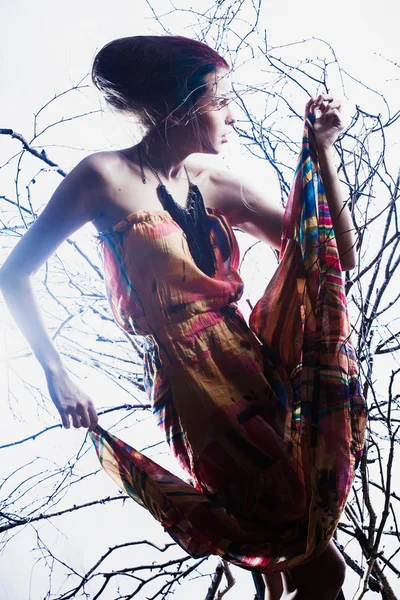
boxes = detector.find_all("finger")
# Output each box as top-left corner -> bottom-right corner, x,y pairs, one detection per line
60,410 -> 71,429
77,404 -> 91,429
307,95 -> 330,116
319,101 -> 341,114
306,96 -> 315,109
313,96 -> 338,114
87,404 -> 99,432
305,97 -> 316,117
70,410 -> 82,429
305,95 -> 338,118
313,94 -> 325,108
321,107 -> 342,120
315,94 -> 334,105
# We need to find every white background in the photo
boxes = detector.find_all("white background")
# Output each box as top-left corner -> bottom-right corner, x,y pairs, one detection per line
1,0 -> 399,599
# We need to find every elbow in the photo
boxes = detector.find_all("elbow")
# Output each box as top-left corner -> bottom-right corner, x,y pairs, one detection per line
340,252 -> 357,272
0,268 -> 9,289
0,266 -> 13,289
0,267 -> 30,289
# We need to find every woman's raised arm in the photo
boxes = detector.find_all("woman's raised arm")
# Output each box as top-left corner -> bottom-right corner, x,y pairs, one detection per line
0,153 -> 109,430
217,96 -> 357,271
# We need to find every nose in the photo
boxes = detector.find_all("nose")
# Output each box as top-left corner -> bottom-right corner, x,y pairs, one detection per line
226,103 -> 237,126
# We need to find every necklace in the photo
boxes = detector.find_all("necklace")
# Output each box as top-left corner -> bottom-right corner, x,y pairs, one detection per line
137,143 -> 217,278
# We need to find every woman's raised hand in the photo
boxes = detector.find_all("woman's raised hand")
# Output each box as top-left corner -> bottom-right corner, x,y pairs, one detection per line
45,369 -> 99,432
305,94 -> 347,150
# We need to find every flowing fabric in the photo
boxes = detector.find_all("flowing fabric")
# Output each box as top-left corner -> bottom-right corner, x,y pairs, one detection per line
89,115 -> 367,573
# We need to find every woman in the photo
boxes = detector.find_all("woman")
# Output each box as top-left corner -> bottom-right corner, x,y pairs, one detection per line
0,36 -> 366,599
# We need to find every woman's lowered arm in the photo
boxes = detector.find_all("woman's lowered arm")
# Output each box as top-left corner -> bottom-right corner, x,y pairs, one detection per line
0,154 -> 109,429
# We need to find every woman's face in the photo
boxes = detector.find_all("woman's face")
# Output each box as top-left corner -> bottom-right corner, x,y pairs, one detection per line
192,67 -> 237,154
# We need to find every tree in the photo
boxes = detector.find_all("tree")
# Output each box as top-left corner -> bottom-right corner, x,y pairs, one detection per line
1,1 -> 399,598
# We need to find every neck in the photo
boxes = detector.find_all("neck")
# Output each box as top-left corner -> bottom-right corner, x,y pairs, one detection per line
140,128 -> 194,181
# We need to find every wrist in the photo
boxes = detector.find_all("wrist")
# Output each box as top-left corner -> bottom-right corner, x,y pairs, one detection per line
316,144 -> 336,172
316,142 -> 334,155
43,355 -> 67,378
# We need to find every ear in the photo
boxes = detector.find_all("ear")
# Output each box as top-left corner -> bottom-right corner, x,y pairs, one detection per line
167,105 -> 193,127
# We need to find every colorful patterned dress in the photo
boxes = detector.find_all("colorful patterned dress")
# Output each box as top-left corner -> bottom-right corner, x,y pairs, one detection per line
89,116 -> 367,573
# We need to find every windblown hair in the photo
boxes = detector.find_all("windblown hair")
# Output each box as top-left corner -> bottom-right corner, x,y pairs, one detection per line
92,35 -> 229,131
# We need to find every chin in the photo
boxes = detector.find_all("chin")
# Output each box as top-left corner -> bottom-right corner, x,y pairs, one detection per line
207,139 -> 226,155
193,131 -> 225,155
199,144 -> 221,156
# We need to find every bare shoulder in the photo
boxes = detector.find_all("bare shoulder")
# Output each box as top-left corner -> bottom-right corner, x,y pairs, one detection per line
185,159 -> 244,218
187,159 -> 236,189
0,150 -> 128,280
197,160 -> 284,248
64,151 -> 122,201
78,149 -> 145,229
77,150 -> 128,187
191,161 -> 278,224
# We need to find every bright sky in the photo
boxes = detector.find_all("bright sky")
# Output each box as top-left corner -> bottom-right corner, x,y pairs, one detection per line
1,1 -> 399,599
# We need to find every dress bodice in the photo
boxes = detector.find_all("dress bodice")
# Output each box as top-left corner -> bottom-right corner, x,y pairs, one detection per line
97,208 -> 245,347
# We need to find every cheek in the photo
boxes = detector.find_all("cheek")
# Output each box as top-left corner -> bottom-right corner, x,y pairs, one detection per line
198,109 -> 222,134
208,114 -> 225,140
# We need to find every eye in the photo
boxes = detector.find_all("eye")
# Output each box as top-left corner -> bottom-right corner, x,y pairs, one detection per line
215,97 -> 228,110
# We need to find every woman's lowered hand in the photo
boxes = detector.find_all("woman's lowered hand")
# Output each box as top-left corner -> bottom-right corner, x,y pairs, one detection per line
45,368 -> 99,432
